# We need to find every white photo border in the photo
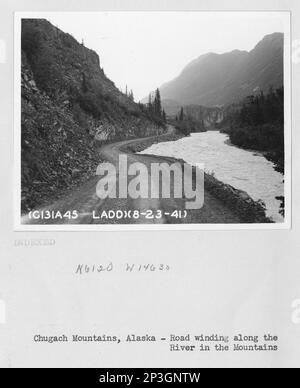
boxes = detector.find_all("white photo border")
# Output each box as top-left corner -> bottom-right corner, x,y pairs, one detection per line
13,10 -> 292,231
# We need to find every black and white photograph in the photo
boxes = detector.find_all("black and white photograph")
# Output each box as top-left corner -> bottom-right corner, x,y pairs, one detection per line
1,0 -> 300,370
16,11 -> 290,229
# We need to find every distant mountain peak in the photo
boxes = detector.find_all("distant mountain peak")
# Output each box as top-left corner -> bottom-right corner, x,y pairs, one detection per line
159,32 -> 283,107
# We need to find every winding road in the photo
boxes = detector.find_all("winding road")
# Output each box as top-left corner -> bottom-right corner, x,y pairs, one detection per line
22,128 -> 242,225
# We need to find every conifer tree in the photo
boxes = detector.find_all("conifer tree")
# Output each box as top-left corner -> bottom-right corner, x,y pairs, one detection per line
129,89 -> 134,101
179,107 -> 184,121
154,88 -> 162,117
148,93 -> 153,112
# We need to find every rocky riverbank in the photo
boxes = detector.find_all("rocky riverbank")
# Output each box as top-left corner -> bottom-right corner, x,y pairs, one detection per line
124,134 -> 272,223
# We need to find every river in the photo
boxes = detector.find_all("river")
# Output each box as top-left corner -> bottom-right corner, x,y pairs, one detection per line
138,131 -> 284,222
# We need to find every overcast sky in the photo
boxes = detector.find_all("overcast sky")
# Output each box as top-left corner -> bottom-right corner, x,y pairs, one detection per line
44,12 -> 287,101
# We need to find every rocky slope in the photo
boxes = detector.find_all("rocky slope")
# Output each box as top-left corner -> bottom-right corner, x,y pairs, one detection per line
167,103 -> 224,130
159,33 -> 283,107
183,105 -> 223,129
21,19 -> 164,211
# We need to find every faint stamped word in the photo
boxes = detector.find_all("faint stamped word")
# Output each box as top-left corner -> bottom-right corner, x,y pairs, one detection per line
292,299 -> 300,324
14,239 -> 56,247
96,155 -> 204,210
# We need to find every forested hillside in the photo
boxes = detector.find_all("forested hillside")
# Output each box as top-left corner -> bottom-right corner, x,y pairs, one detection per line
220,87 -> 284,172
21,19 -> 165,211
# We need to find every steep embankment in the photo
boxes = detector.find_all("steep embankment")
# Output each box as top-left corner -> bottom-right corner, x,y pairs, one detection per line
21,19 -> 164,211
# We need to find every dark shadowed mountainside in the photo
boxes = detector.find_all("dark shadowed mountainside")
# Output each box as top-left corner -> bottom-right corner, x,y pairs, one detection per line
21,19 -> 165,211
159,33 -> 283,107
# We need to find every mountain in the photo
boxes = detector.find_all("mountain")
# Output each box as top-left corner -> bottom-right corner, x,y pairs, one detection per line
160,99 -> 181,116
21,19 -> 164,211
183,105 -> 224,128
159,33 -> 283,107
